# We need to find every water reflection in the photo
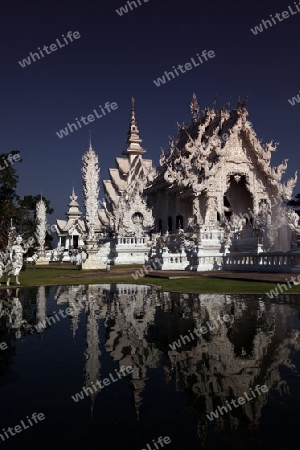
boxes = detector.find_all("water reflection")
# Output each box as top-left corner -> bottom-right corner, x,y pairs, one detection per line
0,288 -> 34,338
0,285 -> 300,449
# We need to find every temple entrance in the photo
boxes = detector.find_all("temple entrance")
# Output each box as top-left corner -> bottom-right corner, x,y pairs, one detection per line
176,215 -> 184,229
73,235 -> 78,249
223,195 -> 232,221
224,175 -> 253,220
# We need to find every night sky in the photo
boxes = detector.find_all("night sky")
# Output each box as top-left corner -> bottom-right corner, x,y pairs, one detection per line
1,0 -> 300,225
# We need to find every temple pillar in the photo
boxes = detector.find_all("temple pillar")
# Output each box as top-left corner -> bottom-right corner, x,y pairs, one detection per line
163,191 -> 168,233
174,193 -> 179,231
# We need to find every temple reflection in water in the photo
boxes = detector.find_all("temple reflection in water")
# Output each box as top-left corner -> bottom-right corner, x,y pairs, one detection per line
0,284 -> 300,449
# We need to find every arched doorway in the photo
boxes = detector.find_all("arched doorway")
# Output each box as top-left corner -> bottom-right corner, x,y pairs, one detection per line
224,174 -> 253,220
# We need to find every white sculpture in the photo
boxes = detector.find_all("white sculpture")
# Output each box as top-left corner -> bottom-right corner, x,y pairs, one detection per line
117,192 -> 154,237
0,251 -> 5,279
82,141 -> 100,240
35,197 -> 49,264
36,198 -> 47,250
81,141 -> 106,269
286,208 -> 300,249
5,235 -> 34,286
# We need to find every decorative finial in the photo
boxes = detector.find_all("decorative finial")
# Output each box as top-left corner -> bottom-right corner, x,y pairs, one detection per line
190,93 -> 199,123
242,95 -> 249,108
130,97 -> 137,127
225,95 -> 232,109
123,97 -> 146,155
212,95 -> 218,109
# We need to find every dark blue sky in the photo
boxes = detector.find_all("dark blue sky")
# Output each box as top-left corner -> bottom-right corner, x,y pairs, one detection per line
1,0 -> 300,224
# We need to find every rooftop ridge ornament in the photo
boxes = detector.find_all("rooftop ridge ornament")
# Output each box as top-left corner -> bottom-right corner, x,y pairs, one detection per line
225,98 -> 231,110
88,130 -> 95,152
237,96 -> 249,111
70,187 -> 78,202
190,93 -> 200,122
211,95 -> 218,109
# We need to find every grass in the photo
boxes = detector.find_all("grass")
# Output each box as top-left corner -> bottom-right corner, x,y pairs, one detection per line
1,266 -> 300,294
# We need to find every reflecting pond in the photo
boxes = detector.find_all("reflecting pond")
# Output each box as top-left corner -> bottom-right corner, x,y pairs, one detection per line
1,284 -> 300,450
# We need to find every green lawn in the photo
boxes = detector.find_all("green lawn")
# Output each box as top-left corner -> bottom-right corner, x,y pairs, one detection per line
1,267 -> 300,294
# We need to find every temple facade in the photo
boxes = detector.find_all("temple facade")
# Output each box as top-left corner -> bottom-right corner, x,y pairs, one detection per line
53,95 -> 300,270
98,98 -> 155,264
55,188 -> 86,260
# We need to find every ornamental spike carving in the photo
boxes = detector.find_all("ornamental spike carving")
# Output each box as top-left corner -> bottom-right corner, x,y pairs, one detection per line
190,93 -> 200,122
157,99 -> 296,210
82,144 -> 100,239
36,198 -> 47,253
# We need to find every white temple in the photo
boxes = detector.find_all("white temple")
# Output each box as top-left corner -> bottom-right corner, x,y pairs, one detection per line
55,188 -> 86,261
52,95 -> 300,271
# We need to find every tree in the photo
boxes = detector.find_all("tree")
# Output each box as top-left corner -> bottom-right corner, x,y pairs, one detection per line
0,151 -> 54,251
0,151 -> 21,250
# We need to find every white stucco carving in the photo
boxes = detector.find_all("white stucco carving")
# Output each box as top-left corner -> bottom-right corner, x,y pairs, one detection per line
35,198 -> 47,262
53,95 -> 300,271
82,142 -> 100,240
5,236 -> 34,285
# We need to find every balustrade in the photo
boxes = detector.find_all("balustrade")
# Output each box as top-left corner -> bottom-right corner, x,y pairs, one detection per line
117,236 -> 147,245
223,252 -> 299,272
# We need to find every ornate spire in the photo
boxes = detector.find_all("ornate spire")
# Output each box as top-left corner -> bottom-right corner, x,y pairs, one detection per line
82,143 -> 100,239
123,97 -> 146,155
190,93 -> 200,122
67,188 -> 82,219
36,197 -> 47,256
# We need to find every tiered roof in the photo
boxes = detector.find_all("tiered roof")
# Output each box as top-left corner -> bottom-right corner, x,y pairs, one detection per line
99,98 -> 153,229
56,188 -> 86,235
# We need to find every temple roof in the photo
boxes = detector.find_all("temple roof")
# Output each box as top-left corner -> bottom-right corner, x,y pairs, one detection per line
146,94 -> 297,199
109,168 -> 127,191
98,209 -> 109,226
103,180 -> 118,205
115,157 -> 130,175
56,218 -> 86,234
55,189 -> 86,234
99,98 -> 154,232
67,188 -> 82,219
